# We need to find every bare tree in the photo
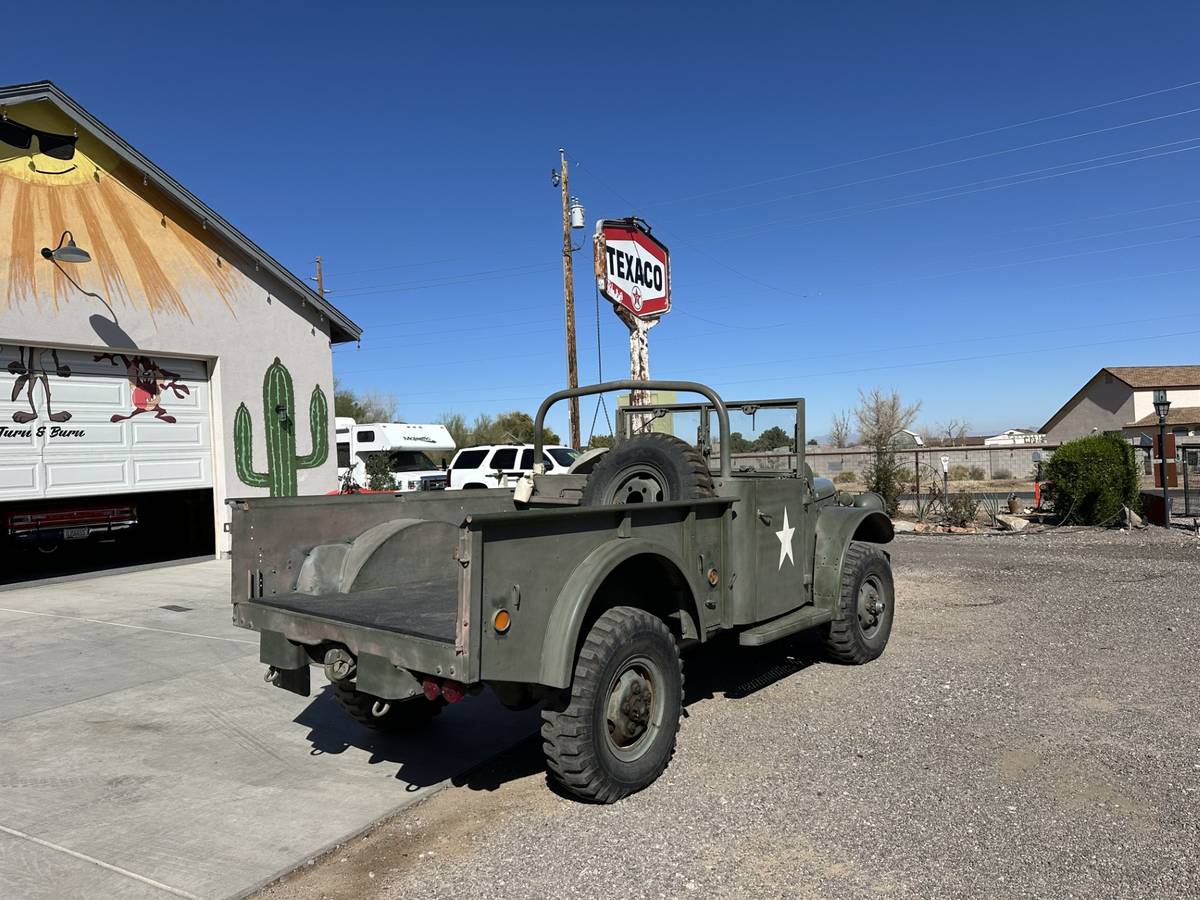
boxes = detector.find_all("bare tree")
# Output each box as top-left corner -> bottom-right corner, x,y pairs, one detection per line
940,418 -> 971,447
830,410 -> 853,448
436,412 -> 470,448
854,389 -> 922,514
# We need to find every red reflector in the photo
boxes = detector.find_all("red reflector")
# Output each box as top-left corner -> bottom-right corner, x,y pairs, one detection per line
441,680 -> 466,704
422,678 -> 441,701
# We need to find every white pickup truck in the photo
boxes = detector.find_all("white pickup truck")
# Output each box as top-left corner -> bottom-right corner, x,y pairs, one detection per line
335,418 -> 455,492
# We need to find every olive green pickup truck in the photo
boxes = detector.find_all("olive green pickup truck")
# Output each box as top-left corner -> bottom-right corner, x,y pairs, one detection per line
230,380 -> 895,802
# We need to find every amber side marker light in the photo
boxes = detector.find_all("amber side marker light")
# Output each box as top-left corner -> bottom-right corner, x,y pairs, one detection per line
493,609 -> 512,634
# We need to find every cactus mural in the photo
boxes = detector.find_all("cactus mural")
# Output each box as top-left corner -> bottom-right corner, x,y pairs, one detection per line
233,357 -> 329,496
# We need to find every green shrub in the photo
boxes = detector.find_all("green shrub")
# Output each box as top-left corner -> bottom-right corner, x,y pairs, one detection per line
864,449 -> 905,516
833,470 -> 858,483
1043,433 -> 1138,525
363,452 -> 396,491
945,493 -> 980,527
991,468 -> 1012,480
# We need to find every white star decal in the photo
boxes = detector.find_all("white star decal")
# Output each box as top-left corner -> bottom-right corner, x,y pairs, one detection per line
775,507 -> 796,570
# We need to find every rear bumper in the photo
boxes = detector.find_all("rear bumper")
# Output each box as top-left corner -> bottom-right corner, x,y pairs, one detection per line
9,519 -> 136,545
235,600 -> 470,698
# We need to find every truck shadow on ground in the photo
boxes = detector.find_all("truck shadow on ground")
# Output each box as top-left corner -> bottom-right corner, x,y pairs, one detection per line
291,632 -> 825,795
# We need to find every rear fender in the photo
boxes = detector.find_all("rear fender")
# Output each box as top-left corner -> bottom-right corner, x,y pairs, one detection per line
813,506 -> 893,608
538,538 -> 701,689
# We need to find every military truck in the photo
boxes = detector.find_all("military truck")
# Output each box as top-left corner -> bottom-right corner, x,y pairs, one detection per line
230,380 -> 895,803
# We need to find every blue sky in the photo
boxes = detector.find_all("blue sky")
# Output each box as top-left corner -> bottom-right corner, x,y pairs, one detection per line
6,1 -> 1200,440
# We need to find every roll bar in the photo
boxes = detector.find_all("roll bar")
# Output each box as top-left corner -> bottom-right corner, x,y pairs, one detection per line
533,380 -> 731,479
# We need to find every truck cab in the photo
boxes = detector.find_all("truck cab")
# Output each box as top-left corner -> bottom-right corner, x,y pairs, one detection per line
334,418 -> 455,492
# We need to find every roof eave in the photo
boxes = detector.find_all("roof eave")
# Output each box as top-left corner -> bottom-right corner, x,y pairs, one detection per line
0,81 -> 361,343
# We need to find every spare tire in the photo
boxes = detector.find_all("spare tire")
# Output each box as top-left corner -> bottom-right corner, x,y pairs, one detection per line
581,434 -> 715,506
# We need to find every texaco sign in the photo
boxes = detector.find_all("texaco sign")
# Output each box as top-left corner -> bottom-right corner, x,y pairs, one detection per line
594,218 -> 670,319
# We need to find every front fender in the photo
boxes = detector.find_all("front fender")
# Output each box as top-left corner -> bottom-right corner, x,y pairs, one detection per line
813,506 -> 893,608
537,538 -> 699,689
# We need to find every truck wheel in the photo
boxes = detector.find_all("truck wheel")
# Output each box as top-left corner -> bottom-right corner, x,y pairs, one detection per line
541,607 -> 683,803
824,542 -> 894,664
333,682 -> 443,733
580,433 -> 714,506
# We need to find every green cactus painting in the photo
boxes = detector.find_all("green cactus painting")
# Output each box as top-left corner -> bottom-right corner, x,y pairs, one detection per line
233,357 -> 329,497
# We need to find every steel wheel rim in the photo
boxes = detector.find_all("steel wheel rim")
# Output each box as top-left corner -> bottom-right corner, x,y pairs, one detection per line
605,463 -> 668,504
604,655 -> 665,763
857,574 -> 886,638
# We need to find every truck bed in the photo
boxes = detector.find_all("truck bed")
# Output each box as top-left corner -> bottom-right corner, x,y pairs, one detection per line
253,578 -> 458,643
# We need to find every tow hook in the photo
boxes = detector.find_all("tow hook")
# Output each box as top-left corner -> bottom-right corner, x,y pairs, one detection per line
263,666 -> 279,685
323,647 -> 357,683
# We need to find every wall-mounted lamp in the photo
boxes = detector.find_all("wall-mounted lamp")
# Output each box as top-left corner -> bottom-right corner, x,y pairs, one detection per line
41,230 -> 91,264
274,403 -> 290,426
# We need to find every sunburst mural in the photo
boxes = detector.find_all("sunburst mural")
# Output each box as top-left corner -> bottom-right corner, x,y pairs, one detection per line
0,100 -> 238,323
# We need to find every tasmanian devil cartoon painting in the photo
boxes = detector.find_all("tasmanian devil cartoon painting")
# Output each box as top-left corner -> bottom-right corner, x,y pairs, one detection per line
95,353 -> 190,424
6,346 -> 72,424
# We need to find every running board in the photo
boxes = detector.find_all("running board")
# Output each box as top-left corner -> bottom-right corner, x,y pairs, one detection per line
738,605 -> 833,647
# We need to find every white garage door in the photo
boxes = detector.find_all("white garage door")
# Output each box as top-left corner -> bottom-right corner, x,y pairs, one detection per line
0,345 -> 212,501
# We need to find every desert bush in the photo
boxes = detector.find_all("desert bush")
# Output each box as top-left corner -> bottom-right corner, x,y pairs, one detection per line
945,492 -> 980,527
833,470 -> 858,483
363,452 -> 396,491
1043,433 -> 1138,525
991,468 -> 1012,480
979,493 -> 1002,527
949,464 -> 986,480
855,389 -> 921,516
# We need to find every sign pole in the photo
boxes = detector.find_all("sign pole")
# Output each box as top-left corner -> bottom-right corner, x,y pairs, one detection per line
620,311 -> 658,431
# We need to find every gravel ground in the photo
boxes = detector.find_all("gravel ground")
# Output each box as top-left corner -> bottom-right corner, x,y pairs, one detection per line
257,528 -> 1199,900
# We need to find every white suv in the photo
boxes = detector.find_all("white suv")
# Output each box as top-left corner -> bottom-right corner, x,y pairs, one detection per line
446,444 -> 579,490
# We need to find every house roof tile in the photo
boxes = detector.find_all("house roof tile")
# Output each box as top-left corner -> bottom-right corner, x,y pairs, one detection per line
1129,406 -> 1200,428
1104,366 -> 1200,388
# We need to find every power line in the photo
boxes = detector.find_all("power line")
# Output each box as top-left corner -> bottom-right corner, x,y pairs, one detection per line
652,312 -> 1200,378
317,256 -> 462,279
974,197 -> 1200,238
646,77 -> 1200,208
328,263 -> 559,299
685,106 -> 1200,220
384,325 -> 1200,407
924,214 -> 1200,263
706,136 -> 1200,241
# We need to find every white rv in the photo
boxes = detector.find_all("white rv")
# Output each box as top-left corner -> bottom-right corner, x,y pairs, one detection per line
334,418 -> 455,492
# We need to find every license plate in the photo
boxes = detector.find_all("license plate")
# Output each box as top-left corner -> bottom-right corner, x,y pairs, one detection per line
63,526 -> 90,541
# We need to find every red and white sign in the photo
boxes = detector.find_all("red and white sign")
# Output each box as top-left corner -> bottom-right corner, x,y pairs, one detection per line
594,219 -> 670,319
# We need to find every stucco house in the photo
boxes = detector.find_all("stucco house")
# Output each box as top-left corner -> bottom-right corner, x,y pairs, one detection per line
0,81 -> 361,560
1040,366 -> 1200,444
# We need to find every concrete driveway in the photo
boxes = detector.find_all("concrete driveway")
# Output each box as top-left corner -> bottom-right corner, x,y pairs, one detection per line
0,560 -> 538,899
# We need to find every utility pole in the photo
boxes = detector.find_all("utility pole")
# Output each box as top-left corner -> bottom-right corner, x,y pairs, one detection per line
558,149 -> 581,450
313,256 -> 325,298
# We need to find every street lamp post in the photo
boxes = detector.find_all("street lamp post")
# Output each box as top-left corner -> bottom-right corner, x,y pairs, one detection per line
1154,389 -> 1172,525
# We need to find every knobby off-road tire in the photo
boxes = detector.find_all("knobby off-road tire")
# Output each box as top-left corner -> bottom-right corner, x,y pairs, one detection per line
824,542 -> 895,664
541,607 -> 684,803
580,433 -> 715,506
333,682 -> 444,733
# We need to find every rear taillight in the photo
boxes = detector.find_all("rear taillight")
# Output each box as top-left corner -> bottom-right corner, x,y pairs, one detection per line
445,468 -> 453,489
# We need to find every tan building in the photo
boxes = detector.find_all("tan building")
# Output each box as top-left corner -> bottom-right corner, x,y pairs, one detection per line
1040,366 -> 1200,444
0,81 -> 360,560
